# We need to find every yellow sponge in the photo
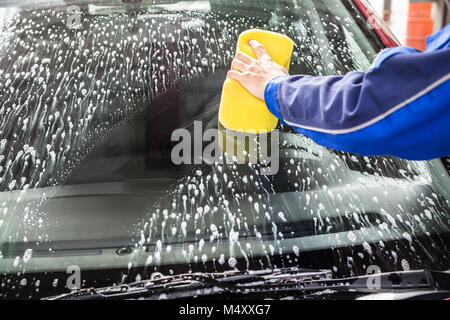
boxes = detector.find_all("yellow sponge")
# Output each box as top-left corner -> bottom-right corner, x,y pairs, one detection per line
218,29 -> 294,133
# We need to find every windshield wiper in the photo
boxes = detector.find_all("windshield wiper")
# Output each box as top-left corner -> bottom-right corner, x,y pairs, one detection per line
43,268 -> 450,300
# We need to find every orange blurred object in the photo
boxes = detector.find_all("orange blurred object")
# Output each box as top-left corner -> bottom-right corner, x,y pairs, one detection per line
406,2 -> 434,50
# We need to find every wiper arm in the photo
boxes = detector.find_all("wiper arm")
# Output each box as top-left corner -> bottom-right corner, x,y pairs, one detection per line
43,267 -> 332,300
43,268 -> 450,300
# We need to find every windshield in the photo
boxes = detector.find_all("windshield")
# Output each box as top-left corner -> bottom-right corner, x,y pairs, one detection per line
0,0 -> 449,299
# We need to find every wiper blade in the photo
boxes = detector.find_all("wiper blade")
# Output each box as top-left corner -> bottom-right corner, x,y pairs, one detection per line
43,268 -> 450,300
43,267 -> 332,300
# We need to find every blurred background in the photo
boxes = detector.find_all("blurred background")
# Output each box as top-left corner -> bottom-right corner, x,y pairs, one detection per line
369,0 -> 449,48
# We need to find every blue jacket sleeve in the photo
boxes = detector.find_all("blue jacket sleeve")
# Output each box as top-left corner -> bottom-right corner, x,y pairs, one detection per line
265,24 -> 450,160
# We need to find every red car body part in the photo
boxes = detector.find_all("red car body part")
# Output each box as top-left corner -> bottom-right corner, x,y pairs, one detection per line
353,0 -> 400,47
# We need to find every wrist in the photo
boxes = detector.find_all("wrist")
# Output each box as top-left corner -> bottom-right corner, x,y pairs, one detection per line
264,75 -> 288,120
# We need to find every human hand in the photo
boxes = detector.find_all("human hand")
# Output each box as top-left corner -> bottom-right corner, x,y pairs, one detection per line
227,40 -> 289,100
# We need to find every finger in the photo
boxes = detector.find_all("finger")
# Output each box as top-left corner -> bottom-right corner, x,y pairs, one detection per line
227,70 -> 244,83
231,59 -> 248,72
235,51 -> 254,64
249,40 -> 269,60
